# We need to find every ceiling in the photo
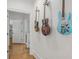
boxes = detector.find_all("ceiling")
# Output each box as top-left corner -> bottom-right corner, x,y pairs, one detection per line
7,0 -> 37,14
28,0 -> 36,3
7,0 -> 36,5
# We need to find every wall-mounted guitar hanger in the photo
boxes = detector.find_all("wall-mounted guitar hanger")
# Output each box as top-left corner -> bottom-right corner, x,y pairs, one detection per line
41,0 -> 50,36
57,0 -> 72,35
34,7 -> 40,32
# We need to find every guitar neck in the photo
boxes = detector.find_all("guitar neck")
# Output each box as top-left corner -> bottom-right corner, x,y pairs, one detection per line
62,0 -> 65,18
44,4 -> 46,19
35,7 -> 39,21
43,0 -> 48,19
35,7 -> 37,21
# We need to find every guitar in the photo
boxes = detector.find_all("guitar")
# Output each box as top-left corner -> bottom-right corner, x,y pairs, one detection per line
41,0 -> 50,36
34,7 -> 40,32
57,0 -> 72,35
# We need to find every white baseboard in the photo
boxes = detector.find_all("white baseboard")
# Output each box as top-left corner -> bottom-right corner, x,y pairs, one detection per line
30,49 -> 43,59
25,43 -> 29,48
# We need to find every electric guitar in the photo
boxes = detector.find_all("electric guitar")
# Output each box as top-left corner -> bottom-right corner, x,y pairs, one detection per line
34,7 -> 40,32
41,0 -> 50,36
57,0 -> 72,35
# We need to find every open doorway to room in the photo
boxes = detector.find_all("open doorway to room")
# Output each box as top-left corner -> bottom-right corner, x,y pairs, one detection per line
7,10 -> 35,59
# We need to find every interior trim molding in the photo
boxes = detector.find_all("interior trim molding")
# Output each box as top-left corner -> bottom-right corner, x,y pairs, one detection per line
30,49 -> 43,59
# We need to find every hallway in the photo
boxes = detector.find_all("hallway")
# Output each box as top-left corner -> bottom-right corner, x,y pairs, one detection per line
9,44 -> 35,59
7,0 -> 72,59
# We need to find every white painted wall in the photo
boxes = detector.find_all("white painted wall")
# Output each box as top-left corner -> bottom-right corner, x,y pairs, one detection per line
24,15 -> 30,47
10,20 -> 24,43
30,0 -> 72,59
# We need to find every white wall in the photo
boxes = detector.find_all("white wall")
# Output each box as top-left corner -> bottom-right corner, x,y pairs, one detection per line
30,0 -> 72,59
24,15 -> 30,47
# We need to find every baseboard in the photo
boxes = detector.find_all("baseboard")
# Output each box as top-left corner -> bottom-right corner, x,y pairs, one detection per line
12,43 -> 26,45
30,49 -> 43,59
25,43 -> 30,48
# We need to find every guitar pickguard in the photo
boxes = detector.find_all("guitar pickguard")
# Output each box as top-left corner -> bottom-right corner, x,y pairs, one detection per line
57,11 -> 72,35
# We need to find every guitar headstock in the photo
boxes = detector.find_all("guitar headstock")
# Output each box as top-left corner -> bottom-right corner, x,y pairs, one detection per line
44,0 -> 50,6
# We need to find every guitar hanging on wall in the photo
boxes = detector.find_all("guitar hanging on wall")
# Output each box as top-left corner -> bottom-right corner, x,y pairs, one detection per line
34,7 -> 40,32
57,0 -> 72,35
41,0 -> 50,36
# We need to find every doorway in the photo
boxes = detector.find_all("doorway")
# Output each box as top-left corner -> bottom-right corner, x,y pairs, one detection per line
7,10 -> 34,59
7,10 -> 30,45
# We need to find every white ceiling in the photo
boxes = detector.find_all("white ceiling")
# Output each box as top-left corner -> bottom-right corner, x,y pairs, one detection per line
7,0 -> 37,14
28,0 -> 36,3
7,0 -> 36,5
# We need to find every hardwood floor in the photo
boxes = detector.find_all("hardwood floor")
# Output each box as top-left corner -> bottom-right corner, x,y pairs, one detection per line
9,43 -> 35,59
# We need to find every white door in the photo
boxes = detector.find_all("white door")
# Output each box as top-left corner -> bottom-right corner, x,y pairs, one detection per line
12,20 -> 24,43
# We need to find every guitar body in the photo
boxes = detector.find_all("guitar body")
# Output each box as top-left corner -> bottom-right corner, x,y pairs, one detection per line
42,18 -> 50,36
57,11 -> 72,35
41,0 -> 50,36
34,7 -> 39,32
34,20 -> 39,32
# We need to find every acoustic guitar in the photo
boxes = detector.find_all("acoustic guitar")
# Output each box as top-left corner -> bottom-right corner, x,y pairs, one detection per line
41,0 -> 50,36
34,7 -> 40,32
57,0 -> 72,35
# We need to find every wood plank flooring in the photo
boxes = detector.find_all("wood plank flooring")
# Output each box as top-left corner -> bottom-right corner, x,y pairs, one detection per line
9,43 -> 35,59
